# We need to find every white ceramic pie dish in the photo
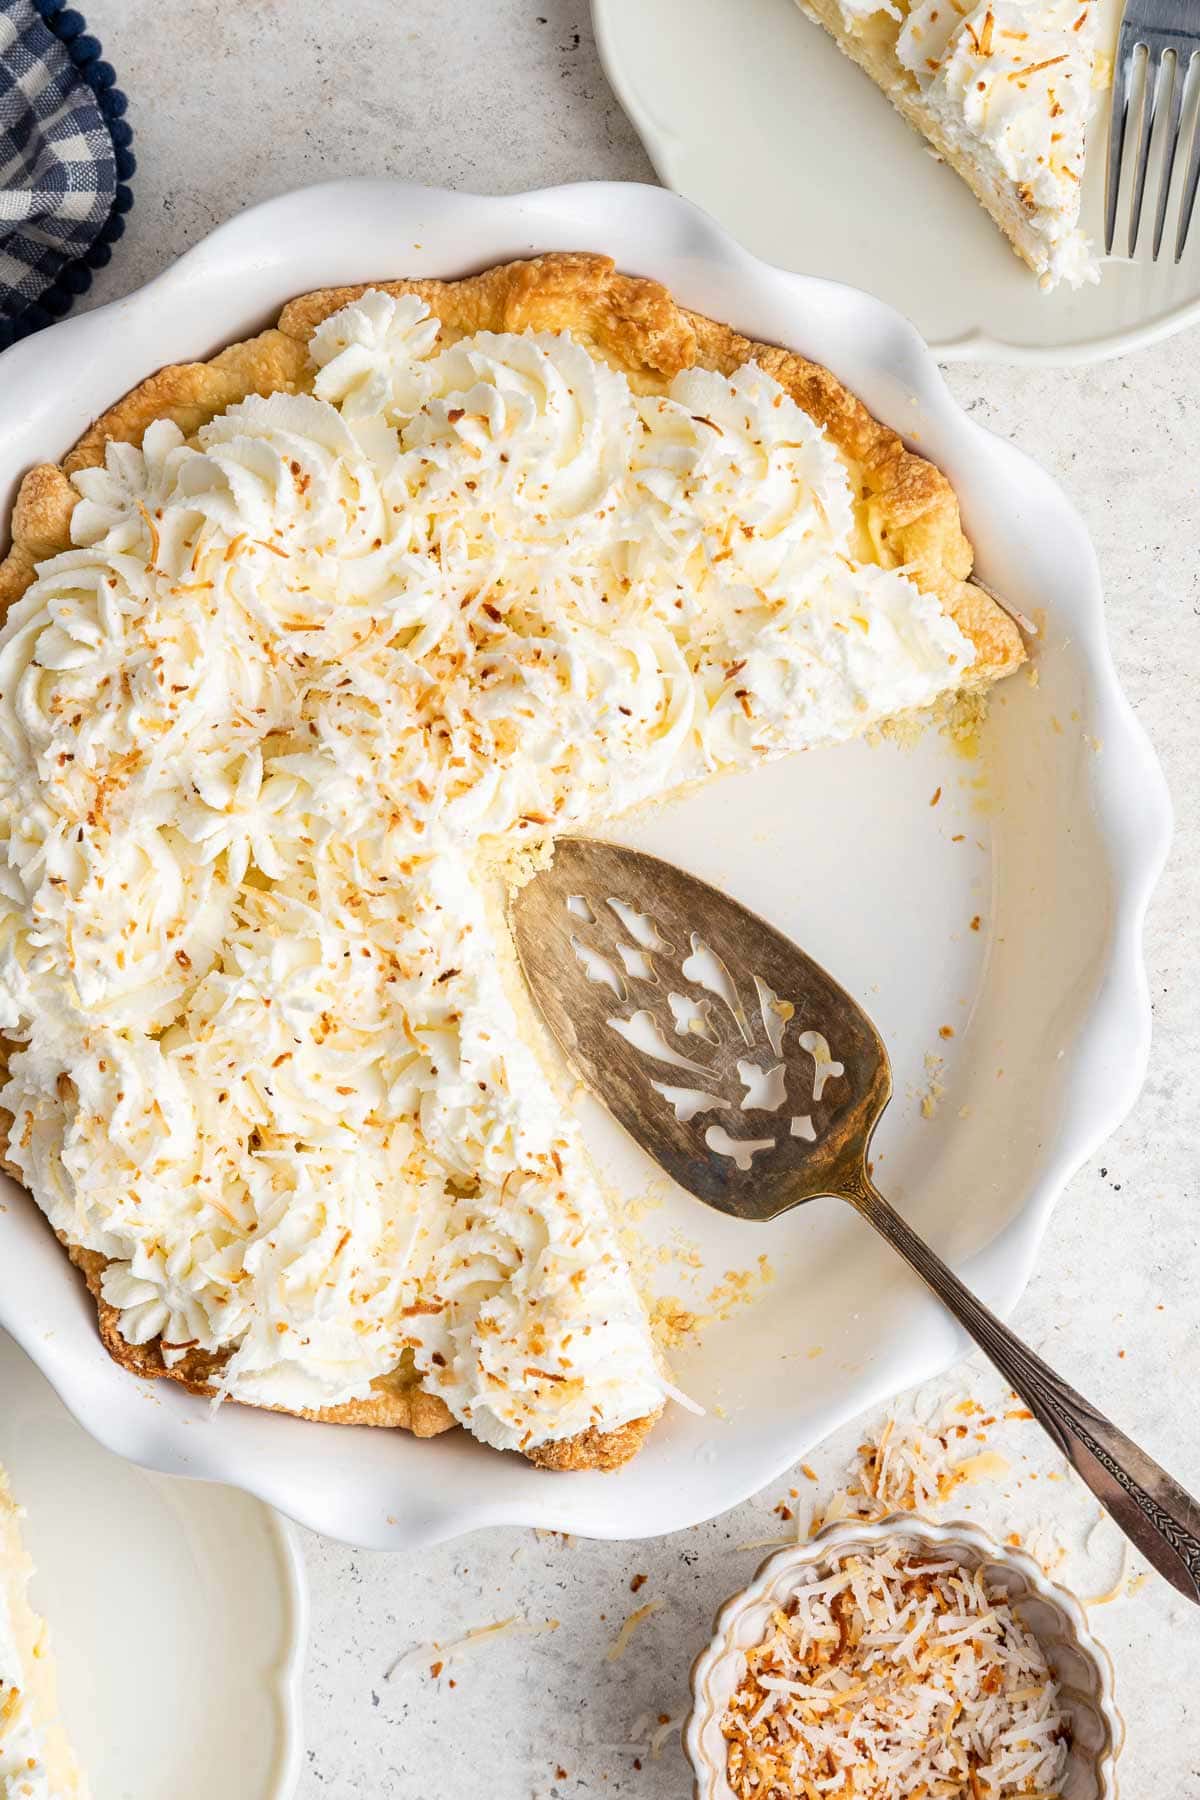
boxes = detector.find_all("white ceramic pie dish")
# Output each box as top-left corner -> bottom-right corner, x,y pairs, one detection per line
685,1514 -> 1123,1798
0,179 -> 1170,1549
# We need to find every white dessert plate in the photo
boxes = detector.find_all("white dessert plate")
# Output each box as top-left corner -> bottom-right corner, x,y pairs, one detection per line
593,0 -> 1200,363
0,1330 -> 305,1800
0,179 -> 1170,1549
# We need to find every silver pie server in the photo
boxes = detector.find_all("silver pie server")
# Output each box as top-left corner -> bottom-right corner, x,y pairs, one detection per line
511,836 -> 1200,1604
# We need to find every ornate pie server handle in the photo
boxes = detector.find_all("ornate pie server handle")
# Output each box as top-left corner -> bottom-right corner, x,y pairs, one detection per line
844,1172 -> 1200,1604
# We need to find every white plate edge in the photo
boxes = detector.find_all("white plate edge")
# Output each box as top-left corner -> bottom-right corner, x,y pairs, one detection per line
265,1510 -> 308,1800
590,0 -> 1200,367
0,1331 -> 311,1793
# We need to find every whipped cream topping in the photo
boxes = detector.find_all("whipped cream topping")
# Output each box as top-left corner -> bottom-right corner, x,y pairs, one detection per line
0,292 -> 974,1448
837,0 -> 1099,287
0,1605 -> 49,1800
0,1482 -> 56,1800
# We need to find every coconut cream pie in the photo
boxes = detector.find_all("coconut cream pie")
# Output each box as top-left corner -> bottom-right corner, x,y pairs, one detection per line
0,1467 -> 87,1800
0,255 -> 1023,1468
793,0 -> 1102,287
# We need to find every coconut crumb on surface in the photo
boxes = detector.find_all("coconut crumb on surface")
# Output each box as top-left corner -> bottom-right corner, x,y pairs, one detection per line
607,1598 -> 664,1662
920,1051 -> 947,1120
945,687 -> 991,758
708,1256 -> 776,1318
605,1187 -> 781,1358
771,1359 -> 1147,1611
806,1408 -> 1010,1537
650,1255 -> 775,1349
735,1400 -> 1016,1554
384,1614 -> 559,1681
651,1294 -> 702,1348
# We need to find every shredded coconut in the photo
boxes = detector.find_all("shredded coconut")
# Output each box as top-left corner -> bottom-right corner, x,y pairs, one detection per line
606,1598 -> 664,1662
802,1405 -> 1009,1538
648,1714 -> 678,1758
384,1613 -> 559,1681
723,1541 -> 1069,1798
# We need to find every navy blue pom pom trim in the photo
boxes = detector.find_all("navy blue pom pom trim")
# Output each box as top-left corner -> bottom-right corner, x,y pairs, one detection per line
0,0 -> 135,350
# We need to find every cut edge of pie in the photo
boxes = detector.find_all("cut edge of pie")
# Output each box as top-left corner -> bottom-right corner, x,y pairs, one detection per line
0,253 -> 1024,1471
791,0 -> 1101,290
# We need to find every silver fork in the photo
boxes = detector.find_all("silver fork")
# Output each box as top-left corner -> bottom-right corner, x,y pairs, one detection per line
1106,0 -> 1200,261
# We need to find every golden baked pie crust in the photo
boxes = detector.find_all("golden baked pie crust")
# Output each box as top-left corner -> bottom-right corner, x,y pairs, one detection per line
0,253 -> 1024,1469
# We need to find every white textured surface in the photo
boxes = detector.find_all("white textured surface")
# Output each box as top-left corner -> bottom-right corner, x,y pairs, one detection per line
38,1 -> 1200,1794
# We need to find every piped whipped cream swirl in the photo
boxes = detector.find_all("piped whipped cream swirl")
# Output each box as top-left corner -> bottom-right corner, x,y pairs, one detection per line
0,1484 -> 55,1800
0,291 -> 973,1447
0,1599 -> 51,1800
833,0 -> 1100,288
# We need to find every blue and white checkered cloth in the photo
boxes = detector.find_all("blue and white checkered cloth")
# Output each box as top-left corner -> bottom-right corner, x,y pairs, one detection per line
0,0 -> 132,348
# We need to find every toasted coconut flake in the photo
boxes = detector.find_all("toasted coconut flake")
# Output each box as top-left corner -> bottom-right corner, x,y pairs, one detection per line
384,1613 -> 559,1681
722,1542 -> 1069,1799
606,1598 -> 664,1662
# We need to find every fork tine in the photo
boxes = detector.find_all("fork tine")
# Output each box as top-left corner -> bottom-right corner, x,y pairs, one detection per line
1152,50 -> 1184,257
1176,53 -> 1200,258
1128,45 -> 1163,256
1106,37 -> 1136,254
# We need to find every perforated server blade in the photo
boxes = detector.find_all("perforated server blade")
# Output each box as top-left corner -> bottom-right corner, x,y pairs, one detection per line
513,837 -> 1200,1602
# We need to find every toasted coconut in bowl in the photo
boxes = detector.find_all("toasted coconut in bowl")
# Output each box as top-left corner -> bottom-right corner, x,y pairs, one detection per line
686,1512 -> 1122,1799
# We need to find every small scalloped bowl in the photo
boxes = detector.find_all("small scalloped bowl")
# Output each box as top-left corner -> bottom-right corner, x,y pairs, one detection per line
685,1513 -> 1123,1800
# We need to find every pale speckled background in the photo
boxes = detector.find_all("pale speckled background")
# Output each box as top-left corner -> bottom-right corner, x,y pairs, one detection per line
54,0 -> 1200,1793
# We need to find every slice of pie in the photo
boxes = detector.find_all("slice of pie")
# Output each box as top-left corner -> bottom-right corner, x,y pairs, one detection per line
0,254 -> 1024,1470
0,1466 -> 87,1800
793,0 -> 1102,287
